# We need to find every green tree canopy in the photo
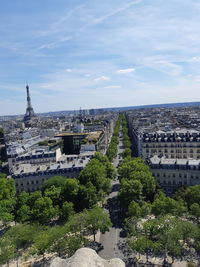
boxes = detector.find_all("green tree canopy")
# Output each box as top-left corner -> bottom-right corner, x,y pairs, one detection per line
42,176 -> 66,191
31,196 -> 57,224
129,171 -> 156,200
62,178 -> 80,203
78,159 -> 111,195
119,178 -> 143,207
118,157 -> 149,181
60,201 -> 74,221
152,195 -> 187,216
84,206 -> 112,242
185,185 -> 200,207
0,177 -> 16,200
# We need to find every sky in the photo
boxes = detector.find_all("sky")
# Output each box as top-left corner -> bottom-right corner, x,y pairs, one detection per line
1,0 -> 200,115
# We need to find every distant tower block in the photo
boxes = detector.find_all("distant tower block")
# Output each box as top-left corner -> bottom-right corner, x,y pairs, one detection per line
23,84 -> 36,126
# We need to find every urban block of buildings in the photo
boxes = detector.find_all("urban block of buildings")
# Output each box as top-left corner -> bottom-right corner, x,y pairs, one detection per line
0,85 -> 117,193
127,106 -> 200,194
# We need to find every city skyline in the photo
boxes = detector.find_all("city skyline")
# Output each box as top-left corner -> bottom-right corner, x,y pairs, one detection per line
1,0 -> 200,115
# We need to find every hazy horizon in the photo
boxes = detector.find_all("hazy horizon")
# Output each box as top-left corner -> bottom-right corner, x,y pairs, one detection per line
1,100 -> 200,117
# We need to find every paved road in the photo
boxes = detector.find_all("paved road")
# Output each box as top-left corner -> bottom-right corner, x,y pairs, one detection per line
98,130 -> 131,262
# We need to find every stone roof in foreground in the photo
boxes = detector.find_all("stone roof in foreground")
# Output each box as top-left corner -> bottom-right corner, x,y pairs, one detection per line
49,248 -> 125,267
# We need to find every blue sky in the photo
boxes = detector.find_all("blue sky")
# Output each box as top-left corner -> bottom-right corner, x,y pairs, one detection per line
1,0 -> 200,115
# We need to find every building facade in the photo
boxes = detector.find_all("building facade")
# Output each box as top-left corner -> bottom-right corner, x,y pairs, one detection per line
149,156 -> 200,194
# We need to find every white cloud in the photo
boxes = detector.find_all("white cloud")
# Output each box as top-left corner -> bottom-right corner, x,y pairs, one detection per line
91,0 -> 143,26
94,76 -> 110,82
116,68 -> 135,74
103,85 -> 122,89
191,56 -> 200,62
65,68 -> 72,72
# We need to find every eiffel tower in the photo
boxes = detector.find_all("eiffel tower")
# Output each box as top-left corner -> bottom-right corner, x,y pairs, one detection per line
23,84 -> 36,126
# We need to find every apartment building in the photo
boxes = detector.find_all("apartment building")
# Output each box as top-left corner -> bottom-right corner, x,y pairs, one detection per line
149,156 -> 200,194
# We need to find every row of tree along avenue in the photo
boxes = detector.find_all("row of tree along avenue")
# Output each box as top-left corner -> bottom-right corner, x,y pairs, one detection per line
106,114 -> 131,162
121,114 -> 132,158
118,116 -> 200,265
106,117 -> 120,161
0,152 -> 115,266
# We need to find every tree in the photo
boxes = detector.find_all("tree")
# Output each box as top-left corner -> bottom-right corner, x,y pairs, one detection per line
127,200 -> 141,218
124,216 -> 139,237
78,159 -> 111,195
84,206 -> 112,242
15,192 -> 31,222
44,185 -> 62,207
118,158 -> 149,181
129,236 -> 156,262
0,177 -> 16,200
190,203 -> 200,222
62,178 -> 79,203
129,171 -> 156,201
0,237 -> 16,266
31,228 -> 53,261
93,152 -> 116,179
16,191 -> 30,207
0,208 -> 14,226
119,179 -> 143,207
42,176 -> 66,191
185,185 -> 200,207
66,212 -> 88,237
62,235 -> 86,257
27,191 -> 42,207
60,201 -> 74,221
141,202 -> 152,217
16,204 -> 31,223
128,215 -> 199,264
0,199 -> 15,226
76,183 -> 98,211
4,224 -> 38,266
152,196 -> 187,216
31,196 -> 57,224
123,148 -> 131,158
49,226 -> 86,257
106,119 -> 120,162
